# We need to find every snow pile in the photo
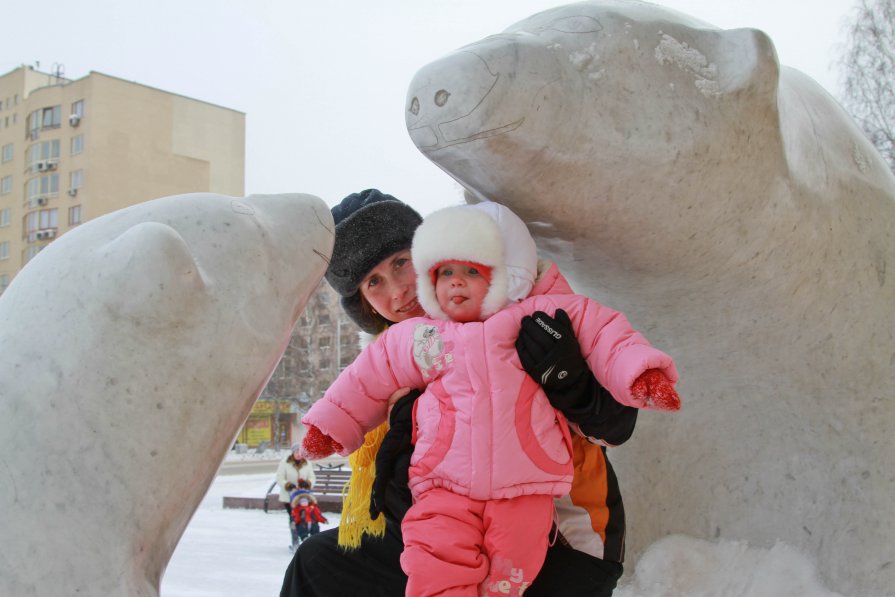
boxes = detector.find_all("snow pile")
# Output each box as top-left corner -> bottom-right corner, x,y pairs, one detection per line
616,534 -> 843,597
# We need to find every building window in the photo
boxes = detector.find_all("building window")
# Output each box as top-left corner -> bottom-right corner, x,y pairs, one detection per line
0,274 -> 8,293
1,175 -> 11,194
28,106 -> 62,137
318,336 -> 331,348
318,312 -> 331,325
27,174 -> 59,199
71,99 -> 84,118
70,169 -> 83,191
71,134 -> 83,155
27,139 -> 60,171
45,174 -> 59,195
319,358 -> 331,370
1,143 -> 12,163
0,208 -> 9,227
42,105 -> 61,130
0,241 -> 8,261
69,205 -> 81,226
28,111 -> 39,138
45,139 -> 60,160
39,208 -> 58,230
23,209 -> 58,238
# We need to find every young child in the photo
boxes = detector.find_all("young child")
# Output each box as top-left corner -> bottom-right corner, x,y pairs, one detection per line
290,480 -> 328,543
301,202 -> 679,596
287,478 -> 314,514
284,479 -> 313,552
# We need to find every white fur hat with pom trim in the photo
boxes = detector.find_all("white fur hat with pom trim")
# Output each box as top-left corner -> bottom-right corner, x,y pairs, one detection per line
411,202 -> 538,321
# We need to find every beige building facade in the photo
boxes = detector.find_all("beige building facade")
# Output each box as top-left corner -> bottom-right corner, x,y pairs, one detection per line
0,65 -> 245,293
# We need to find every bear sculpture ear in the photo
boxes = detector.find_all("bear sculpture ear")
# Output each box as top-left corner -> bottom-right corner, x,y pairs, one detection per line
653,25 -> 779,101
93,221 -> 208,326
709,27 -> 779,98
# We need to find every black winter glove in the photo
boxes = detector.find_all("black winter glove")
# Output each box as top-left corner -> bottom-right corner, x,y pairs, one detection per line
516,308 -> 638,444
369,389 -> 419,521
516,309 -> 597,414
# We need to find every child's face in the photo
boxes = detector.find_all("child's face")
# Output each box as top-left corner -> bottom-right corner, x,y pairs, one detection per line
434,262 -> 489,323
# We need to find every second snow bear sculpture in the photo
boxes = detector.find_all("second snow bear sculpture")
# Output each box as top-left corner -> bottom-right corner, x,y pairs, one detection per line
405,2 -> 895,595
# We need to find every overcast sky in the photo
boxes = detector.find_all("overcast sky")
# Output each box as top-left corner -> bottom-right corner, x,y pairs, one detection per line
4,0 -> 857,216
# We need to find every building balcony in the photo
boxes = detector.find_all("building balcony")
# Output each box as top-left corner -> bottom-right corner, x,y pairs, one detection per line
25,228 -> 58,243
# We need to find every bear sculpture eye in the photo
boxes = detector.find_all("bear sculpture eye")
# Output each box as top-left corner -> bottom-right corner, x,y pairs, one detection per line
434,89 -> 450,107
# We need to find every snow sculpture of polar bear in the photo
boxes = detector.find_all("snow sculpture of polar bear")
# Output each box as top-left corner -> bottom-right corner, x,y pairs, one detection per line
405,2 -> 895,595
0,193 -> 334,596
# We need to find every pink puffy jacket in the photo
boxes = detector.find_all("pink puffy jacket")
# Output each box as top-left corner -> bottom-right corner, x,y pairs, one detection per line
303,264 -> 676,501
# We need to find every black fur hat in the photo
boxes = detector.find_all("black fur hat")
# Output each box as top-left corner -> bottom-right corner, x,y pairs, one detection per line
325,189 -> 422,333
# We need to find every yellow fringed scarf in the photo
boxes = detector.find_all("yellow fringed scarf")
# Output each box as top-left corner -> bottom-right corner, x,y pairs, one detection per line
337,421 -> 389,549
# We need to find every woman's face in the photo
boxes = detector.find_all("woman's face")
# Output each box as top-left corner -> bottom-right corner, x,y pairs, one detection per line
359,249 -> 425,323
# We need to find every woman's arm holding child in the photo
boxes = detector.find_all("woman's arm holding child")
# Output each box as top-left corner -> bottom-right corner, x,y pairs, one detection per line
520,306 -> 680,412
516,308 -> 639,445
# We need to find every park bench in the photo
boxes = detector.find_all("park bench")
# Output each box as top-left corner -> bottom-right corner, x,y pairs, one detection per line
222,464 -> 351,513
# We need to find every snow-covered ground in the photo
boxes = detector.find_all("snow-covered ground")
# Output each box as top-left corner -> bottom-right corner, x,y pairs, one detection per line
162,471 -> 842,597
162,471 -> 340,597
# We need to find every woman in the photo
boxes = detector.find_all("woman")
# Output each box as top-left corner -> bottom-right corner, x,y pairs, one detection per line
276,443 -> 317,551
281,189 -> 637,597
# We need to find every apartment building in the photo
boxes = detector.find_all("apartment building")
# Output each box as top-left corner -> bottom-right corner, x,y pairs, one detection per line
0,64 -> 245,294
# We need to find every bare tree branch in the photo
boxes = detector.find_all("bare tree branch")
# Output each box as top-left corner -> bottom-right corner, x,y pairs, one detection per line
836,0 -> 895,172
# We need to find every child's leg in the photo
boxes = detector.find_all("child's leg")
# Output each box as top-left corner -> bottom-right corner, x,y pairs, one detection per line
400,488 -> 488,597
481,495 -> 554,596
296,522 -> 310,541
286,504 -> 299,548
309,521 -> 320,535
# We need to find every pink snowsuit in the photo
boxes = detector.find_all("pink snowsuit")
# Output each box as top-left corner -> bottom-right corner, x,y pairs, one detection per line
303,279 -> 677,595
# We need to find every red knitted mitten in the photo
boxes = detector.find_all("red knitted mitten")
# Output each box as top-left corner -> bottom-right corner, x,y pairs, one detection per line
301,425 -> 343,460
630,369 -> 681,411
